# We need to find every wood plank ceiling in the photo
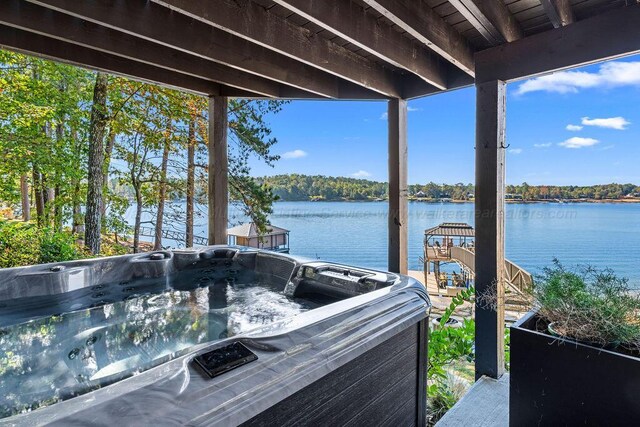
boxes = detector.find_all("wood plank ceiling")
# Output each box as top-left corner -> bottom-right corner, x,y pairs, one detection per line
0,0 -> 633,100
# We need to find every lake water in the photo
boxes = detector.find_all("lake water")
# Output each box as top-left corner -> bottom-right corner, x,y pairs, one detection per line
127,201 -> 640,285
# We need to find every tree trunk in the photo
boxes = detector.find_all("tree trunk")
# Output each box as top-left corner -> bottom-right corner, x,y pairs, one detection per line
154,134 -> 170,251
101,128 -> 116,217
70,127 -> 84,235
72,182 -> 83,235
84,72 -> 109,255
46,185 -> 55,227
53,123 -> 63,231
186,117 -> 196,248
32,166 -> 45,227
54,186 -> 62,232
20,174 -> 30,221
133,187 -> 142,253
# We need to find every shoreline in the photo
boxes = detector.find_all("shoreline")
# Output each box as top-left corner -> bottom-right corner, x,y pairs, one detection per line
271,198 -> 640,204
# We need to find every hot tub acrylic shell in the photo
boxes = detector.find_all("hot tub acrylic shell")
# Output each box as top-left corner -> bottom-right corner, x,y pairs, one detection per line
0,246 -> 431,426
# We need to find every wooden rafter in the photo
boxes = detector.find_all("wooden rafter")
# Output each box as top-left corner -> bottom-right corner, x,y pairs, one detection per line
0,0 -> 304,98
361,0 -> 476,76
448,0 -> 522,45
152,0 -> 403,98
0,25 -> 232,97
540,0 -> 575,28
272,0 -> 448,90
475,3 -> 640,83
26,0 -> 357,98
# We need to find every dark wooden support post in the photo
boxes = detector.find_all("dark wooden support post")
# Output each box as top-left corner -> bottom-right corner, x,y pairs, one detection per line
388,98 -> 408,274
474,80 -> 506,380
208,96 -> 228,245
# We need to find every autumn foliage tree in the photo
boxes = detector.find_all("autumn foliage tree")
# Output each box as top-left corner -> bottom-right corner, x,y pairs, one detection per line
1,49 -> 285,256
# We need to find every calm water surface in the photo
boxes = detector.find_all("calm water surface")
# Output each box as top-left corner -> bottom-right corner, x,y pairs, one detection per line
130,201 -> 640,285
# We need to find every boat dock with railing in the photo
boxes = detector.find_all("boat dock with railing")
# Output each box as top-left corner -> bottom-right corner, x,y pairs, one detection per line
410,222 -> 533,315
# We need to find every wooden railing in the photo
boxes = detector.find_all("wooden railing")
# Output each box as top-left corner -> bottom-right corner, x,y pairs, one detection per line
504,259 -> 533,297
447,246 -> 533,298
136,227 -> 290,253
138,226 -> 208,246
449,246 -> 475,271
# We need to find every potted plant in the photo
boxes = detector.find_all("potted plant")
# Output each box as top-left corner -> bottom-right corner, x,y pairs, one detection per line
510,261 -> 640,425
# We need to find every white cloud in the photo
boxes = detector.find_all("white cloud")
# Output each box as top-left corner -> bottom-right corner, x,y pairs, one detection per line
509,148 -> 523,154
558,137 -> 599,149
566,124 -> 583,131
380,106 -> 419,120
534,143 -> 552,148
352,170 -> 371,178
581,116 -> 630,130
515,61 -> 640,95
281,149 -> 307,159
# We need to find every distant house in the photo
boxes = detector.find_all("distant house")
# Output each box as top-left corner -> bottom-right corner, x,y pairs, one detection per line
415,190 -> 427,198
505,193 -> 523,200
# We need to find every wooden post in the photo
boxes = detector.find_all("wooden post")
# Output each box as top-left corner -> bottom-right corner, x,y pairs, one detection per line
388,98 -> 408,274
474,80 -> 506,380
208,96 -> 228,245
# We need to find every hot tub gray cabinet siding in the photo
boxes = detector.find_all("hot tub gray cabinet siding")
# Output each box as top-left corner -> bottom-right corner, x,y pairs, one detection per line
0,247 -> 430,427
242,319 -> 429,427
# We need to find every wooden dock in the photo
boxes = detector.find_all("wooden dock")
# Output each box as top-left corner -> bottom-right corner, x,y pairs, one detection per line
408,270 -> 475,318
407,270 -> 526,322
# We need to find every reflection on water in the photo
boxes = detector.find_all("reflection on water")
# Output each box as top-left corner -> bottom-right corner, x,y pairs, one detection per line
0,273 -> 315,419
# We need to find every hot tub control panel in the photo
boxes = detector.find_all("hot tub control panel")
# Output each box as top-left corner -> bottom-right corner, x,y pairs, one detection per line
193,342 -> 258,379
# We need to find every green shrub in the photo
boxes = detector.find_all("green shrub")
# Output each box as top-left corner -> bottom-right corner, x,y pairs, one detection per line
39,229 -> 82,264
535,260 -> 640,350
427,285 -> 512,425
0,221 -> 41,267
0,221 -> 85,268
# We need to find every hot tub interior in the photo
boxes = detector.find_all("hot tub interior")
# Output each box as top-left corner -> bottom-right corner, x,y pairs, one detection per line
0,248 -> 399,419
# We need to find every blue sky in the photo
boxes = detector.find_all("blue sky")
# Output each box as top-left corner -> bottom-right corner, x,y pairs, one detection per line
250,54 -> 640,186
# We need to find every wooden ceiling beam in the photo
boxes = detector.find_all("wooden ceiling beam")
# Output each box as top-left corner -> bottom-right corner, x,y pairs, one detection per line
475,3 -> 640,83
26,0 -> 348,98
0,0 -> 309,98
0,25 -> 231,97
448,0 -> 523,45
360,0 -> 475,77
272,0 -> 448,90
152,0 -> 402,98
540,0 -> 575,28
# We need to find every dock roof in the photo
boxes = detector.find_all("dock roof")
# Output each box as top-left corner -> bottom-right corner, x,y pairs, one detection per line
227,223 -> 289,238
425,222 -> 474,238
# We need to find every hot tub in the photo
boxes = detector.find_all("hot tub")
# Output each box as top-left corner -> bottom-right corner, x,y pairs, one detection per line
0,247 -> 430,426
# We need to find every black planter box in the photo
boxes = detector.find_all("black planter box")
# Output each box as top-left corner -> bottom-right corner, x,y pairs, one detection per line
510,310 -> 640,426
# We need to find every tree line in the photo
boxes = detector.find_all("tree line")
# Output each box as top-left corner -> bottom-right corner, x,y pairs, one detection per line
261,174 -> 388,201
210,176 -> 638,202
0,50 -> 283,255
505,183 -> 640,201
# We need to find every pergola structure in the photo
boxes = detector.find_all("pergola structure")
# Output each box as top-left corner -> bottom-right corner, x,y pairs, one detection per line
2,0 -> 639,382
